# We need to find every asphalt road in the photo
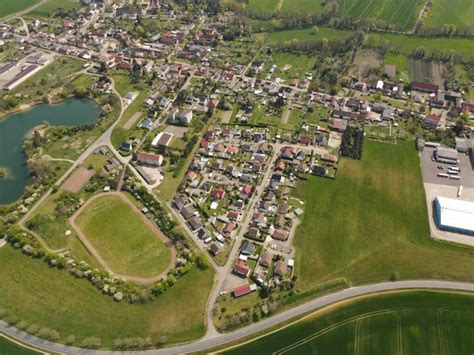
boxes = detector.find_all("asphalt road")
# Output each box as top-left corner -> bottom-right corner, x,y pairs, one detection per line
2,280 -> 474,354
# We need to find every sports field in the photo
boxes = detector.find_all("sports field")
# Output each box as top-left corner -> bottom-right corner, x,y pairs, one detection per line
0,244 -> 214,347
337,0 -> 423,30
74,194 -> 172,278
424,0 -> 474,27
0,0 -> 38,18
292,140 -> 474,292
218,290 -> 474,354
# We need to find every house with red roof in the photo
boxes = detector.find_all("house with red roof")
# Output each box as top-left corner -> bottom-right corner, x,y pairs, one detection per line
211,187 -> 225,200
423,114 -> 441,130
233,283 -> 257,298
233,260 -> 251,278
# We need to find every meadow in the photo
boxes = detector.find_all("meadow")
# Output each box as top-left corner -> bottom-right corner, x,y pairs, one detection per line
261,27 -> 352,43
217,291 -> 474,354
74,194 -> 172,278
0,0 -> 38,18
0,244 -> 214,347
423,0 -> 474,28
337,0 -> 423,30
291,140 -> 474,293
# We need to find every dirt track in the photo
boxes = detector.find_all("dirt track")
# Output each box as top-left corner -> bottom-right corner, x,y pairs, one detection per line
69,192 -> 177,284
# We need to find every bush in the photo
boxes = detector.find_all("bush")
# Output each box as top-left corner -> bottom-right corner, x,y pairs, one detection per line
82,337 -> 102,349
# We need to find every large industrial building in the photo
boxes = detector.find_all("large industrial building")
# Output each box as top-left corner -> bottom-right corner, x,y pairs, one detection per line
434,147 -> 459,164
434,197 -> 474,236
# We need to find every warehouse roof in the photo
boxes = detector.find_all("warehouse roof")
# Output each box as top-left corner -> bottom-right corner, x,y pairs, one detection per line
435,197 -> 474,234
436,147 -> 458,160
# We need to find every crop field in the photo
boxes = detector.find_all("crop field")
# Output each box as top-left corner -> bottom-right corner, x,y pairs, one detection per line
218,291 -> 474,355
365,33 -> 474,57
290,140 -> 474,293
0,0 -> 38,18
74,194 -> 172,278
280,0 -> 326,13
0,244 -> 214,347
27,0 -> 79,17
337,0 -> 423,30
424,0 -> 474,27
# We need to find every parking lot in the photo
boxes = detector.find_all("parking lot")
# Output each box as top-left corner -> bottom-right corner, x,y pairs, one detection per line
419,147 -> 474,188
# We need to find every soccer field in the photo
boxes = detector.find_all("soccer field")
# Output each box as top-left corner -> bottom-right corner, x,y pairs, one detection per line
74,193 -> 173,278
219,290 -> 474,354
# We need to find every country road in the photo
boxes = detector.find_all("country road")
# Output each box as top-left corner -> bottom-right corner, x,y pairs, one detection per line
2,280 -> 474,354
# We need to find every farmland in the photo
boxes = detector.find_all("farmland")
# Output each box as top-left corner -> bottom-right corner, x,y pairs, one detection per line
337,0 -> 423,30
424,0 -> 474,28
365,33 -> 474,57
217,290 -> 474,354
247,0 -> 279,12
0,0 -> 38,18
27,0 -> 80,17
291,140 -> 474,294
74,194 -> 173,278
280,0 -> 326,13
0,244 -> 214,347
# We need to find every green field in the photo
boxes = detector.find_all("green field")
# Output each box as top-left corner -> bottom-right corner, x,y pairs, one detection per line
217,291 -> 474,354
291,140 -> 474,292
0,244 -> 214,347
280,0 -> 325,13
337,0 -> 423,30
366,33 -> 474,57
27,0 -> 79,17
0,0 -> 38,18
247,0 -> 280,12
75,194 -> 172,278
261,27 -> 352,43
424,0 -> 474,27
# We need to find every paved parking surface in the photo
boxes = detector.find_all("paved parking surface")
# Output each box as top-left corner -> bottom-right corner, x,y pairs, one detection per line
419,147 -> 474,188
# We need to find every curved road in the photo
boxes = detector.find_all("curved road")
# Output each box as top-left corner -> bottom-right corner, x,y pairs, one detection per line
2,280 -> 474,354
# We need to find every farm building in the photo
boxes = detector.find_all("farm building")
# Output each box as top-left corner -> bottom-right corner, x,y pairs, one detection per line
434,197 -> 474,236
232,283 -> 257,298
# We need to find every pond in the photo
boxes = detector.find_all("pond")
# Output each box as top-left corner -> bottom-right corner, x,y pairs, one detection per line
0,99 -> 101,205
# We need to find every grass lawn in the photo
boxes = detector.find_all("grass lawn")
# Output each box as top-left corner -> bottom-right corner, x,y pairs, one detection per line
423,0 -> 474,27
215,290 -> 474,354
262,52 -> 316,81
27,0 -> 79,17
337,0 -> 422,30
110,73 -> 136,97
383,54 -> 409,82
75,194 -> 172,278
0,0 -> 38,18
292,140 -> 474,292
0,244 -> 214,347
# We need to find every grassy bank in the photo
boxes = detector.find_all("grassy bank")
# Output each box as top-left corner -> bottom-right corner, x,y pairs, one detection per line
0,244 -> 214,348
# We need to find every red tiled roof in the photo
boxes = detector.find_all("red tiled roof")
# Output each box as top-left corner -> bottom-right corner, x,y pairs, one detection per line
233,284 -> 251,298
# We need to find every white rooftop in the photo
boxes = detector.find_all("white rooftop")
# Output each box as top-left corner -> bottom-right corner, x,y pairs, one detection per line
436,197 -> 474,234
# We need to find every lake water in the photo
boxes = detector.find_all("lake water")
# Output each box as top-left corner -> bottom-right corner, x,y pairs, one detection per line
0,99 -> 100,205
0,334 -> 41,354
